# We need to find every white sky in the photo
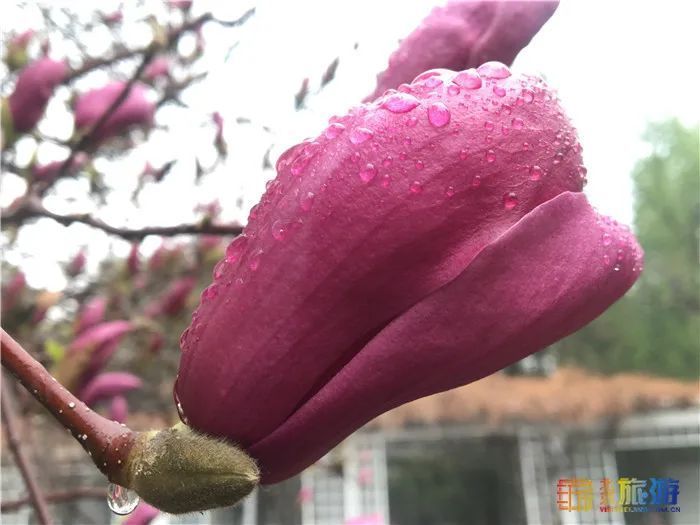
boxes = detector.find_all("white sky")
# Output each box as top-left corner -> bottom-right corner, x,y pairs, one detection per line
2,0 -> 699,290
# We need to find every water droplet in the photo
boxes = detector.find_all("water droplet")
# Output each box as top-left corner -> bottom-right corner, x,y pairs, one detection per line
409,181 -> 424,194
459,149 -> 469,161
381,93 -> 420,113
202,284 -> 219,300
405,116 -> 418,128
522,142 -> 530,151
427,102 -> 451,128
472,175 -> 482,187
381,175 -> 391,187
602,233 -> 612,246
492,85 -> 506,97
484,121 -> 494,131
414,160 -> 425,170
81,434 -> 88,441
350,127 -> 374,145
300,191 -> 315,212
403,136 -> 412,146
68,402 -> 76,409
359,163 -> 378,183
485,150 -> 496,163
382,156 -> 393,167
445,186 -> 456,197
613,264 -> 621,272
271,220 -> 290,241
324,122 -> 346,139
447,85 -> 460,96
453,69 -> 482,89
503,192 -> 518,210
511,118 -> 524,129
522,89 -> 534,103
603,254 -> 611,266
529,165 -> 544,181
107,483 -> 139,516
213,260 -> 228,279
225,236 -> 247,263
423,76 -> 443,88
248,250 -> 263,271
553,152 -> 564,164
477,61 -> 511,79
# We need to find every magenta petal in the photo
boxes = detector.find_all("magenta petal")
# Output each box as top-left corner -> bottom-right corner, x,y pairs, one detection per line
368,0 -> 558,100
8,58 -> 67,132
75,297 -> 108,334
109,395 -> 129,423
70,321 -> 132,353
176,69 -> 585,450
74,82 -> 154,143
78,372 -> 142,407
124,502 -> 160,525
248,192 -> 642,482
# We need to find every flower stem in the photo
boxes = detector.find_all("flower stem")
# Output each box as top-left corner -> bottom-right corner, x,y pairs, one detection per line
0,329 -> 135,486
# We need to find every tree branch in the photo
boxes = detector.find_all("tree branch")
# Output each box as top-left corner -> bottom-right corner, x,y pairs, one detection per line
1,488 -> 106,514
1,381 -> 54,525
2,198 -> 243,240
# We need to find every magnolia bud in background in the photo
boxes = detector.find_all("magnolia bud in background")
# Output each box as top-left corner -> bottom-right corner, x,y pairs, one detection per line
127,243 -> 141,276
1,272 -> 26,313
4,29 -> 34,71
101,11 -> 123,25
144,56 -> 171,82
145,277 -> 196,318
75,296 -> 108,335
66,249 -> 87,277
7,58 -> 67,134
78,371 -> 143,407
109,395 -> 129,423
74,82 -> 155,144
367,0 -> 559,100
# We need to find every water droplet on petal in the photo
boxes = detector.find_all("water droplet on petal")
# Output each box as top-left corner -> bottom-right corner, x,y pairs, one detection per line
484,121 -> 494,131
602,233 -> 612,246
453,69 -> 482,89
529,165 -> 544,181
324,122 -> 346,139
225,236 -> 247,263
409,181 -> 424,194
414,160 -> 424,170
477,61 -> 511,79
511,118 -> 524,129
359,163 -> 378,183
492,85 -> 506,97
107,483 -> 139,515
472,175 -> 482,187
503,192 -> 518,210
300,191 -> 315,212
202,284 -> 219,300
405,116 -> 418,127
459,149 -> 469,161
485,150 -> 496,163
248,250 -> 263,271
350,127 -> 374,145
427,102 -> 450,128
423,76 -> 443,88
447,85 -> 460,96
445,186 -> 456,197
271,220 -> 290,241
213,260 -> 229,279
381,93 -> 420,113
522,89 -> 534,103
382,156 -> 393,167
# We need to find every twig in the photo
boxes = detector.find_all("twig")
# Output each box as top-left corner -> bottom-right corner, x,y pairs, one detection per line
1,488 -> 107,513
1,381 -> 54,525
2,199 -> 243,240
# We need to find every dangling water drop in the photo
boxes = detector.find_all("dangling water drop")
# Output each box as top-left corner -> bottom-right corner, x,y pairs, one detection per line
427,102 -> 451,128
107,483 -> 139,515
503,192 -> 518,210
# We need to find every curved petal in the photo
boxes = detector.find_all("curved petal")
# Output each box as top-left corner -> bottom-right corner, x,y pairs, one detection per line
248,192 -> 642,482
8,58 -> 67,132
176,67 -> 584,447
78,372 -> 142,407
368,1 -> 558,100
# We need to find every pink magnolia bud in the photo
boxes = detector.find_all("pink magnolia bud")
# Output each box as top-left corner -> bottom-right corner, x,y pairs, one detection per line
368,1 -> 558,100
101,11 -> 123,25
144,57 -> 171,82
8,58 -> 67,132
127,243 -> 141,276
168,0 -> 193,10
145,277 -> 196,318
10,29 -> 35,49
66,249 -> 87,277
148,332 -> 165,354
124,502 -> 160,525
1,272 -> 26,313
75,296 -> 108,334
175,65 -> 643,484
69,321 -> 133,386
31,152 -> 88,184
78,371 -> 143,407
74,82 -> 155,144
109,395 -> 129,423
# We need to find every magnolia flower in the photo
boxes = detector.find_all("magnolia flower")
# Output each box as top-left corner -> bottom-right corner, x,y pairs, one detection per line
175,63 -> 642,484
75,296 -> 108,335
368,0 -> 558,100
78,372 -> 143,407
74,82 -> 154,144
7,58 -> 67,133
109,395 -> 129,423
66,249 -> 87,276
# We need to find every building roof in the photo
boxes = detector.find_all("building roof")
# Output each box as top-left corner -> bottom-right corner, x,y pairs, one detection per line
370,368 -> 700,429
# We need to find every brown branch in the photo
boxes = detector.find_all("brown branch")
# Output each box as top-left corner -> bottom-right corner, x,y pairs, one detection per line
1,381 -> 54,525
2,198 -> 243,240
1,488 -> 106,513
1,329 -> 137,486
